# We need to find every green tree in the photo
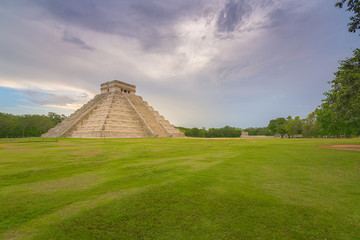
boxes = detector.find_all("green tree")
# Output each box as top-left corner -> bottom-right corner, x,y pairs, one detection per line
285,116 -> 303,138
0,112 -> 65,138
317,49 -> 360,137
268,117 -> 287,138
22,115 -> 54,137
302,112 -> 321,137
0,113 -> 21,138
48,112 -> 66,125
244,127 -> 272,136
336,0 -> 360,33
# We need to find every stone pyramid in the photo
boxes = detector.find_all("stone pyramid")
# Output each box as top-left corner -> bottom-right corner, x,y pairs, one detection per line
43,80 -> 184,138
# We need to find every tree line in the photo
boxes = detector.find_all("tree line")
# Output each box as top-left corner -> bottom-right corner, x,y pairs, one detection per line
0,112 -> 65,138
178,126 -> 242,138
267,115 -> 318,138
243,127 -> 272,136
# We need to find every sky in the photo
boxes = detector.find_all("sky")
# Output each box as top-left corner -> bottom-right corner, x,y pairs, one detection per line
0,0 -> 358,128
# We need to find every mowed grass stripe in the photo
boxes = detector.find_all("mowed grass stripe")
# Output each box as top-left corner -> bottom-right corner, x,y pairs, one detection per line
0,138 -> 359,239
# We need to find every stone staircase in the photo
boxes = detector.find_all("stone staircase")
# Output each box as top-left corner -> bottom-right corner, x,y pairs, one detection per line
126,94 -> 170,137
42,92 -> 110,137
127,95 -> 184,137
70,92 -> 150,138
148,105 -> 185,137
69,92 -> 114,138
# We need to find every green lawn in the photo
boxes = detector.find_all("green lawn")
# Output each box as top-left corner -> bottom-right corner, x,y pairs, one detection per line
0,138 -> 359,239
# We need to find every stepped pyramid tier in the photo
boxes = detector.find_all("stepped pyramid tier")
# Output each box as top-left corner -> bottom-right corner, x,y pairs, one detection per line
42,80 -> 184,138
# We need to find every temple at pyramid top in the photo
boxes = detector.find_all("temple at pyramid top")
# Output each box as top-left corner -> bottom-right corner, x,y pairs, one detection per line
100,80 -> 136,94
42,81 -> 184,138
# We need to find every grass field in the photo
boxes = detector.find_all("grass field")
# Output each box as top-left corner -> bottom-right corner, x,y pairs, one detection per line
0,138 -> 360,240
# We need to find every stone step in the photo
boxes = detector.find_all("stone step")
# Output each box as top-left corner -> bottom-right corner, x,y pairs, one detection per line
103,119 -> 141,124
126,95 -> 170,137
71,131 -> 149,138
106,112 -> 139,117
103,122 -> 142,127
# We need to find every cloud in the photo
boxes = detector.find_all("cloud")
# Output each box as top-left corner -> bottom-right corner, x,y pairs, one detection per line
21,90 -> 76,105
62,31 -> 94,51
216,0 -> 252,32
19,89 -> 91,111
35,0 -> 205,51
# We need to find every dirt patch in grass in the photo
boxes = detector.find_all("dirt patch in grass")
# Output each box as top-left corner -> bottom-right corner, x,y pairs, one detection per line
318,145 -> 360,151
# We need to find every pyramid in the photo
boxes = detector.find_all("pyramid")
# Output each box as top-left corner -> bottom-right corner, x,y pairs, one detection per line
43,80 -> 184,138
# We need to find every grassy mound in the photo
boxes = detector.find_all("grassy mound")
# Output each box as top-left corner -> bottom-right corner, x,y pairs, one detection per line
1,138 -> 359,239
